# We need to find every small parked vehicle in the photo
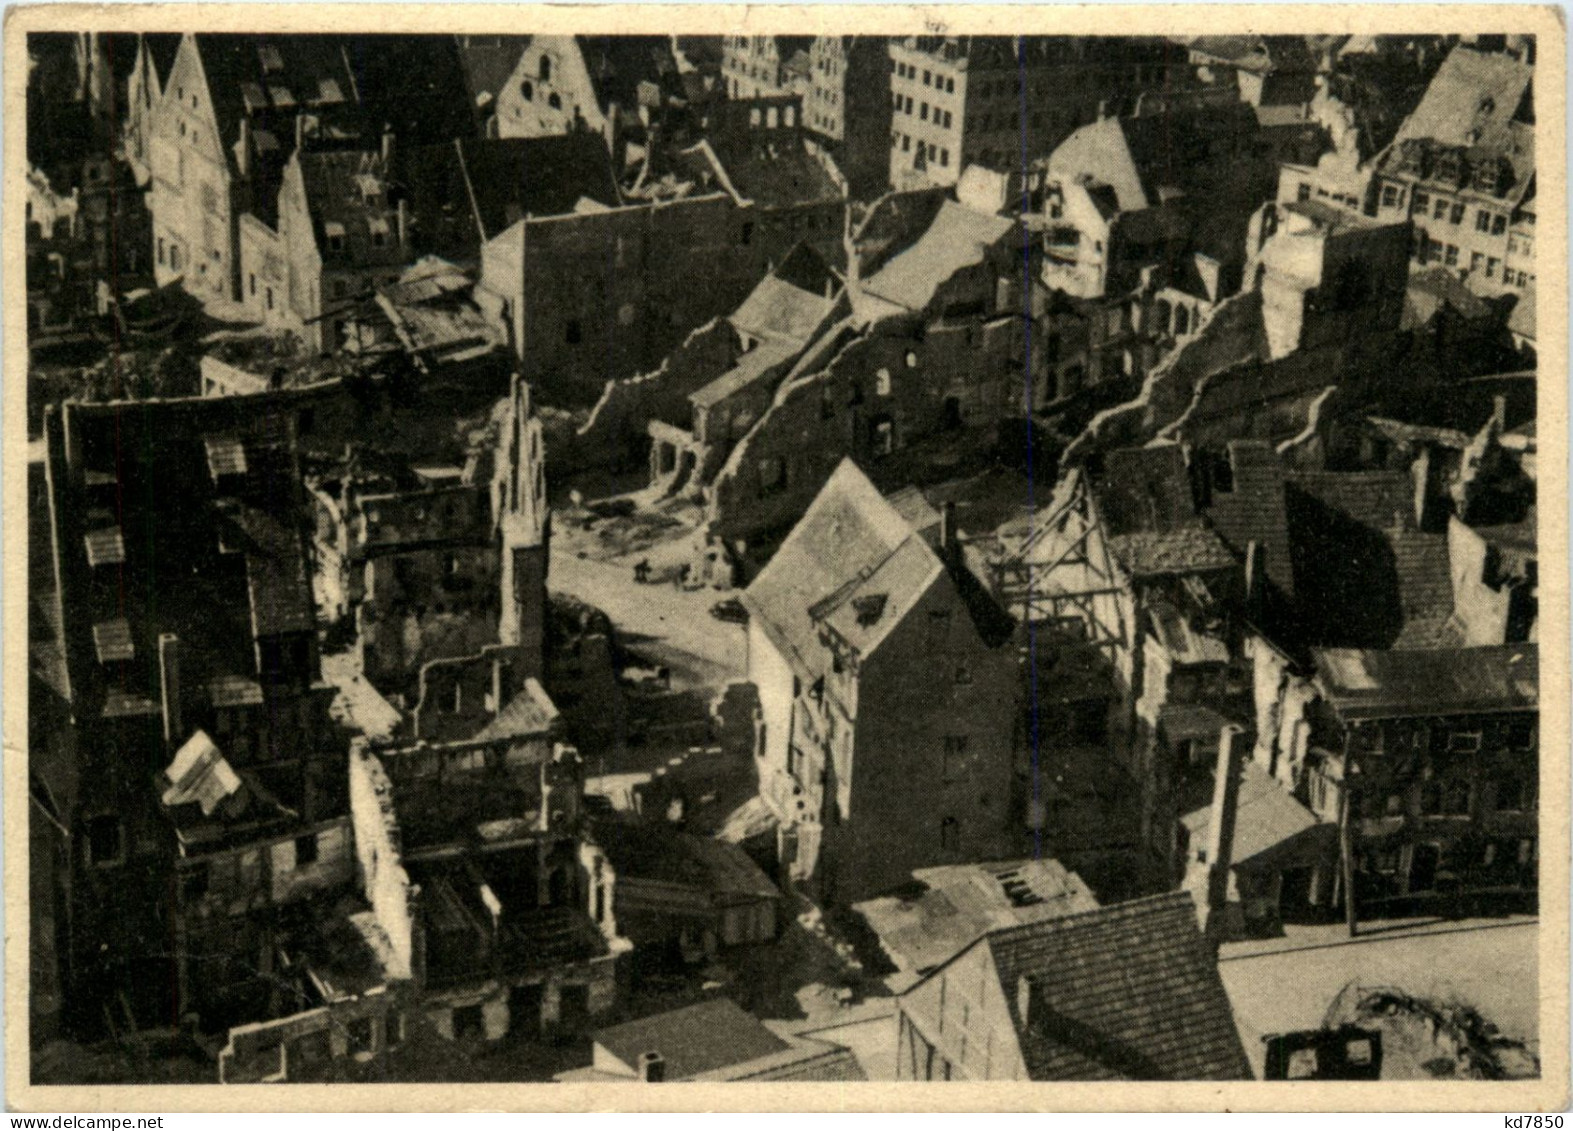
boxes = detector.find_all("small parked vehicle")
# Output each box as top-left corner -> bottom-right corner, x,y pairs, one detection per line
709,597 -> 749,625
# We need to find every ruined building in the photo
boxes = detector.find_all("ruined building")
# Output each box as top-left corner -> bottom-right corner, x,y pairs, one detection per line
36,387 -> 355,1045
344,695 -> 628,1047
309,374 -> 549,738
1065,197 -> 1412,461
706,198 -> 1039,565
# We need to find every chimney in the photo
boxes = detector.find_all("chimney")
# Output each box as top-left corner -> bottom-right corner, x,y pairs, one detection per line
1489,394 -> 1507,435
1016,975 -> 1033,1027
237,116 -> 252,179
1199,724 -> 1247,946
381,124 -> 395,166
939,500 -> 959,563
396,196 -> 408,248
295,113 -> 306,152
158,633 -> 182,747
1244,539 -> 1262,614
638,1051 -> 665,1082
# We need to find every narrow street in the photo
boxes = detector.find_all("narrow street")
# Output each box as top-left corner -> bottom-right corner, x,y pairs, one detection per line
549,544 -> 747,687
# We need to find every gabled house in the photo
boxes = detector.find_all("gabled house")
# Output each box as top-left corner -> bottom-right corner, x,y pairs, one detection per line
145,33 -> 476,310
260,131 -> 622,350
895,891 -> 1252,1080
740,459 -> 1018,904
494,35 -> 679,162
1370,45 -> 1535,297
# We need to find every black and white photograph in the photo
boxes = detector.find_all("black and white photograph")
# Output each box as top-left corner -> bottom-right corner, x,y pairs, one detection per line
10,8 -> 1564,1108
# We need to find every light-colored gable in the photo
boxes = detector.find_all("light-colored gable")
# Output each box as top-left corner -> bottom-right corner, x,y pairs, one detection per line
495,36 -> 604,140
158,35 -> 228,173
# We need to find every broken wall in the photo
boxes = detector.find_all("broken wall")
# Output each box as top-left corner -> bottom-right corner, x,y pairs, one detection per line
348,743 -> 415,980
708,315 -> 1032,547
485,195 -> 770,406
560,316 -> 739,474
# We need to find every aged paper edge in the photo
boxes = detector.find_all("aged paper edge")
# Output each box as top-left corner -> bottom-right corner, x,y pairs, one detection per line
4,1 -> 1567,1113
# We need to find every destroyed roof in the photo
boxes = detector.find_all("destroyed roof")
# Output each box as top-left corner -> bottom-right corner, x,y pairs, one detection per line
1094,447 -> 1239,577
855,857 -> 1100,973
973,891 -> 1253,1081
714,135 -> 842,211
1110,523 -> 1237,577
376,260 -> 500,361
1181,761 -> 1324,867
741,459 -> 938,676
1393,45 -> 1533,155
591,819 -> 779,900
593,998 -> 792,1080
858,200 -> 1015,317
1314,643 -> 1538,720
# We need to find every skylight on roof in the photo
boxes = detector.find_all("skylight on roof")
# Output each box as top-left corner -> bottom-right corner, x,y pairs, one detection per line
204,436 -> 248,481
93,618 -> 135,664
83,526 -> 126,568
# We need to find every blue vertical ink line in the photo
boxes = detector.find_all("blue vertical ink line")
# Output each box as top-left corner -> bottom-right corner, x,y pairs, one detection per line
1016,37 -> 1041,862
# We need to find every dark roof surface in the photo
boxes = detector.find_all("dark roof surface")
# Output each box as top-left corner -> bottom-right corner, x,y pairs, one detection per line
594,998 -> 789,1079
395,133 -> 621,256
1285,470 -> 1454,649
985,891 -> 1253,1081
1315,643 -> 1538,720
593,819 -> 779,899
1201,441 -> 1294,595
